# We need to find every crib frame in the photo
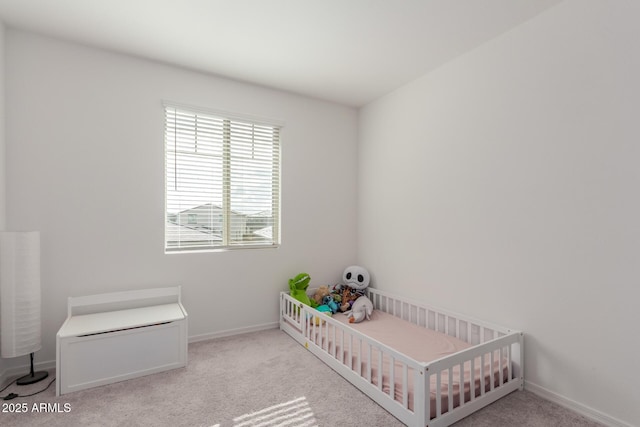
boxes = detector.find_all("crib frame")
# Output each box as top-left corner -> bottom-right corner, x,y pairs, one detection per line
279,288 -> 523,427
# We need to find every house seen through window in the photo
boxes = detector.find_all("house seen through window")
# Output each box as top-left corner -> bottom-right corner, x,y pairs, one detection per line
164,104 -> 281,252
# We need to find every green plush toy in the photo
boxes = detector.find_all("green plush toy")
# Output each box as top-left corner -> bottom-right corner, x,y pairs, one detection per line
289,273 -> 312,307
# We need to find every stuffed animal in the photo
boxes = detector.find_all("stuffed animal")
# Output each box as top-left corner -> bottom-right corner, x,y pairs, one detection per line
311,285 -> 330,307
316,304 -> 333,315
337,265 -> 371,312
339,287 -> 362,312
345,295 -> 373,323
322,295 -> 339,314
288,273 -> 312,308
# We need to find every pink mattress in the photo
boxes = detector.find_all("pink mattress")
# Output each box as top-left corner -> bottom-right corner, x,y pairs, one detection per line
333,310 -> 470,362
313,310 -> 508,418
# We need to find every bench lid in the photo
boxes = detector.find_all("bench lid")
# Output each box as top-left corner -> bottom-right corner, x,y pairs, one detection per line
58,303 -> 186,338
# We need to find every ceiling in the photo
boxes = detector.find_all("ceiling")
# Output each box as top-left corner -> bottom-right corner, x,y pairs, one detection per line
0,0 -> 562,107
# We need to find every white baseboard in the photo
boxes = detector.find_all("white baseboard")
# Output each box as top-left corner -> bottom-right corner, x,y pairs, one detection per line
188,322 -> 279,343
0,322 -> 280,390
525,380 -> 633,427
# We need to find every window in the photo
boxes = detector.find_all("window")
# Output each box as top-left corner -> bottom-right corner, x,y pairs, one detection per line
164,104 -> 281,252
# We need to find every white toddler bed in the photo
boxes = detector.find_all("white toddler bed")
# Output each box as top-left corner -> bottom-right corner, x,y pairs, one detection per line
279,288 -> 523,427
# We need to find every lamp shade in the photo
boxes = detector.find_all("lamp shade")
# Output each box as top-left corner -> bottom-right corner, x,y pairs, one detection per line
0,231 -> 42,358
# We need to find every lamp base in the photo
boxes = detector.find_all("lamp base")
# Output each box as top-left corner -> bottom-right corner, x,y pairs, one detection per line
16,370 -> 49,385
15,352 -> 49,385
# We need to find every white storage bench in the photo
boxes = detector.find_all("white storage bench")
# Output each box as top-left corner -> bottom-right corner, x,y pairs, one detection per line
56,286 -> 188,396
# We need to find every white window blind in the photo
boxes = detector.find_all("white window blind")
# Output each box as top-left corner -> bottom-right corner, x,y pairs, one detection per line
164,105 -> 281,252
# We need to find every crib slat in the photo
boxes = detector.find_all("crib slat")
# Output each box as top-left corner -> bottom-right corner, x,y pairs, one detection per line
332,324 -> 337,358
348,334 -> 353,370
436,371 -> 442,416
499,347 -> 504,386
448,368 -> 453,413
459,362 -> 465,406
367,344 -> 372,382
402,364 -> 408,408
357,337 -> 362,376
378,349 -> 383,391
326,321 -> 330,352
301,306 -> 307,337
390,356 -> 395,399
464,322 -> 469,340
490,350 -> 495,391
315,316 -> 319,344
507,344 -> 512,382
314,317 -> 318,344
325,322 -> 331,353
341,328 -> 345,365
480,353 -> 485,396
470,358 -> 476,401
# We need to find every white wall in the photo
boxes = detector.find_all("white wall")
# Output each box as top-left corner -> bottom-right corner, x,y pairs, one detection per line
4,30 -> 358,370
358,1 -> 639,426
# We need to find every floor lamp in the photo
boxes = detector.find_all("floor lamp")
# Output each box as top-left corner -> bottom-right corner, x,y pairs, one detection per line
0,231 -> 49,385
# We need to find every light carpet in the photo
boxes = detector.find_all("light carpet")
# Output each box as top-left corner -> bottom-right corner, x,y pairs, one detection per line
0,328 -> 604,426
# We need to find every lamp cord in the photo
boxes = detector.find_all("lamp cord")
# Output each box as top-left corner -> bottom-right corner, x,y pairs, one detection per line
0,380 -> 13,394
1,377 -> 56,400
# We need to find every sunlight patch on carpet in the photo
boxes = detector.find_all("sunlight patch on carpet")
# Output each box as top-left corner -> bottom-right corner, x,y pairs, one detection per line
231,396 -> 317,427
